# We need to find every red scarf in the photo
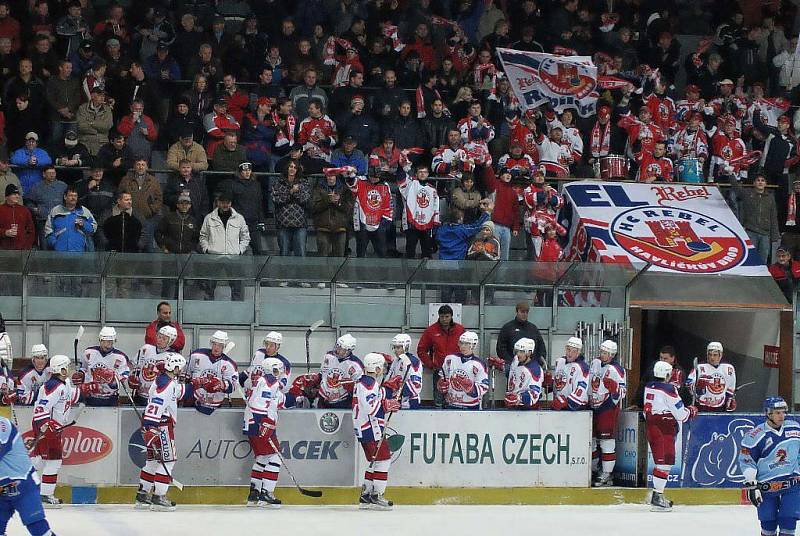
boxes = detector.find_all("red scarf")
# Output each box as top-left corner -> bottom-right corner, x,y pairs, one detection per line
590,121 -> 611,157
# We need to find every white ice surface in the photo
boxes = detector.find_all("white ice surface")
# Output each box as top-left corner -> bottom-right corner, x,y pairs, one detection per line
8,504 -> 758,536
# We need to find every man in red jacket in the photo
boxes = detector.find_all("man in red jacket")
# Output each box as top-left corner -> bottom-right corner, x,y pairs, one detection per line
417,304 -> 465,407
144,301 -> 185,351
0,183 -> 34,250
486,169 -> 520,260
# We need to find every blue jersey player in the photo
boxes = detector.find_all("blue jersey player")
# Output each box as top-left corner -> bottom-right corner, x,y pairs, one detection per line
0,416 -> 55,535
739,397 -> 800,536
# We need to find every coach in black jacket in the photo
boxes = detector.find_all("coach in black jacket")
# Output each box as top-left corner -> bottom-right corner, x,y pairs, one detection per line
495,301 -> 547,370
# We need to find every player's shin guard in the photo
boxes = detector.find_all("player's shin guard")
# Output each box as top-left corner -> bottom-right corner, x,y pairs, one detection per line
260,455 -> 280,494
153,462 -> 174,496
40,460 -> 61,497
251,455 -> 269,491
599,439 -> 616,474
591,439 -> 599,473
652,465 -> 670,494
371,460 -> 391,495
362,470 -> 374,495
139,460 -> 158,493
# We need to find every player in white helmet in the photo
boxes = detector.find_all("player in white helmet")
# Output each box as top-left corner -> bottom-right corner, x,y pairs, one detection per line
551,337 -> 590,411
644,360 -> 698,511
12,344 -> 51,405
354,352 -> 402,510
385,334 -> 423,409
242,331 -> 292,398
31,354 -> 99,507
132,324 -> 179,404
136,352 -> 193,511
438,331 -> 489,410
74,326 -> 131,406
243,357 -> 286,508
504,338 -> 544,409
687,341 -> 736,412
0,315 -> 13,396
316,333 -> 363,408
187,331 -> 238,414
589,339 -> 627,487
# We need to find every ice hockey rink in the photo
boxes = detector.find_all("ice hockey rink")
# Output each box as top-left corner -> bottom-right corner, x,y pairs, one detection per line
7,504 -> 756,535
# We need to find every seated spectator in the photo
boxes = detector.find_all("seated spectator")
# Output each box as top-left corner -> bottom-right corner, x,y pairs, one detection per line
102,190 -> 142,252
155,193 -> 200,256
211,132 -> 247,172
272,160 -> 310,257
52,129 -> 92,184
337,94 -> 379,154
144,301 -> 185,351
312,170 -> 354,257
769,246 -> 800,301
76,87 -> 113,156
0,159 -> 19,204
436,199 -> 493,260
199,192 -> 250,255
96,130 -> 133,186
76,167 -> 116,246
296,98 -> 337,174
166,130 -> 208,172
0,183 -> 34,250
241,97 -> 276,171
25,165 -> 66,245
204,97 -> 240,160
117,99 -> 158,164
289,67 -> 327,121
220,73 -> 249,124
143,42 -> 181,85
330,135 -> 367,176
44,186 -> 96,252
164,97 -> 204,146
118,158 -> 162,252
449,172 -> 482,224
163,159 -> 208,221
9,131 -> 51,194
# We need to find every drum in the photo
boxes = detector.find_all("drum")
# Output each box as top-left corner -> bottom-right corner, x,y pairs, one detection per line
677,157 -> 702,183
599,155 -> 628,179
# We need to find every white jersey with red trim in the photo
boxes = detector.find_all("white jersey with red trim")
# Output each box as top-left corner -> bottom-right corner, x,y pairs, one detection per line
506,357 -> 543,408
352,375 -> 389,442
133,344 -> 170,399
553,356 -> 590,409
497,154 -> 537,175
243,373 -> 285,433
643,381 -> 691,423
534,134 -> 573,176
672,127 -> 709,159
386,352 -> 423,409
547,117 -> 584,161
143,373 -> 188,427
32,377 -> 80,428
245,350 -> 292,393
16,365 -> 51,405
297,115 -> 337,161
318,352 -> 364,405
186,348 -> 238,410
589,358 -> 627,411
687,362 -> 736,410
81,345 -> 131,400
398,174 -> 439,231
457,115 -> 495,150
441,353 -> 489,409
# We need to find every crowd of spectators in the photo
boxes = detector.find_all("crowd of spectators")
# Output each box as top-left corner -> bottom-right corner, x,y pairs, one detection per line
0,0 -> 797,272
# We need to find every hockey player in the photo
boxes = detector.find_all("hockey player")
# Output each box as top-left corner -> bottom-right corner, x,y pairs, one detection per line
551,337 -> 590,411
504,338 -> 543,409
589,340 -> 627,487
644,361 -> 698,511
73,326 -> 131,406
437,331 -> 489,410
242,331 -> 291,397
0,415 -> 56,536
354,352 -> 403,510
687,341 -> 736,412
31,355 -> 99,507
14,345 -> 51,405
0,319 -> 12,396
317,334 -> 363,409
243,357 -> 285,508
131,325 -> 178,405
386,334 -> 423,409
135,352 -> 193,511
186,331 -> 238,415
740,397 -> 800,536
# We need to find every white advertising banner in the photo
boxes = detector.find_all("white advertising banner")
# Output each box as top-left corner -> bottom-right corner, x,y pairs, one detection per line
562,181 -> 768,275
382,410 -> 592,487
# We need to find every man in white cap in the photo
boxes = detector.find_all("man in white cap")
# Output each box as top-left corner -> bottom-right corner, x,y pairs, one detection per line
187,331 -> 238,414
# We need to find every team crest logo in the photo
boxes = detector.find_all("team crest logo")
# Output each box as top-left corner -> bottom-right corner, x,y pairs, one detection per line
450,370 -> 475,393
326,371 -> 342,389
705,376 -> 725,395
721,145 -> 733,160
416,191 -> 430,208
610,207 -> 746,273
539,59 -> 596,99
591,375 -> 601,392
775,449 -> 787,463
554,374 -> 567,392
366,190 -> 382,209
318,412 -> 340,434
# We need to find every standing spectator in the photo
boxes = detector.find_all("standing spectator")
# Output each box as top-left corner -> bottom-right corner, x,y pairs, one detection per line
143,301 -> 186,351
135,7 -> 175,63
729,172 -> 780,264
0,159 -> 19,204
421,98 -> 455,153
435,202 -> 492,260
9,132 -> 52,194
312,170 -> 353,257
383,100 -> 424,156
76,167 -> 116,243
29,35 -> 57,82
204,97 -> 240,160
163,159 -> 209,220
44,60 -> 81,146
76,87 -> 114,156
210,132 -> 247,171
218,162 -> 266,254
0,183 -> 34,250
347,170 -> 392,258
0,2 -> 20,53
372,69 -> 405,121
769,246 -> 800,301
495,301 -> 547,370
449,172 -> 482,224
417,304 -> 465,406
156,193 -> 200,255
118,159 -> 162,252
297,99 -> 337,174
186,44 -> 223,86
44,186 -> 96,252
329,135 -> 367,176
337,95 -> 379,154
485,169 -> 520,260
220,73 -> 249,124
172,14 -> 203,76
52,130 -> 93,184
164,98 -> 204,146
399,166 -> 439,259
240,97 -> 276,171
272,160 -> 310,257
182,74 -> 214,121
166,130 -> 208,173
199,192 -> 250,255
117,99 -> 158,164
102,190 -> 142,252
111,62 -> 158,122
96,130 -> 133,186
55,1 -> 88,59
25,165 -> 66,247
289,68 -> 327,121
249,67 -> 285,109
753,112 -> 797,224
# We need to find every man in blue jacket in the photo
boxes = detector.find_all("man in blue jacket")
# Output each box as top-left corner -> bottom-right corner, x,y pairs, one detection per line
44,186 -> 97,251
9,132 -> 53,194
436,199 -> 493,260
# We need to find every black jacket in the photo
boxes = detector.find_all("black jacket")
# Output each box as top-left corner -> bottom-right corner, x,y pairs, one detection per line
495,318 -> 547,366
216,176 -> 265,226
754,112 -> 796,175
155,210 -> 200,254
338,111 -> 381,154
383,114 -> 424,150
421,114 -> 456,151
163,173 -> 209,221
102,211 -> 142,252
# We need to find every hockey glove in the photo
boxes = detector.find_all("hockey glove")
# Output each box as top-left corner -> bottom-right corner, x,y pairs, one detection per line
687,405 -> 698,420
204,377 -> 225,393
70,371 -> 85,385
726,397 -> 737,412
743,481 -> 762,507
258,419 -> 275,438
551,395 -> 567,411
142,428 -> 161,450
40,419 -> 60,434
504,391 -> 520,407
487,356 -> 505,370
127,374 -> 141,391
382,398 -> 401,413
1,391 -> 16,405
602,376 -> 618,394
436,378 -> 450,394
191,377 -> 209,391
382,375 -> 404,392
80,382 -> 101,397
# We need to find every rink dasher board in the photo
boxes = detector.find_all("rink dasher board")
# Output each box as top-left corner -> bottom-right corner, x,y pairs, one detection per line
10,407 -> 592,488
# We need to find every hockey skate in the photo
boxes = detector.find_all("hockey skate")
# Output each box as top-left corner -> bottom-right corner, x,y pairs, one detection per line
650,491 -> 672,512
150,494 -> 176,511
134,487 -> 152,510
246,484 -> 260,507
592,472 -> 613,487
359,493 -> 372,510
40,495 -> 62,509
369,493 -> 393,510
257,490 -> 281,508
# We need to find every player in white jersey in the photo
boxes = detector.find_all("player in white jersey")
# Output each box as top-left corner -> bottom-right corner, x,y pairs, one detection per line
504,338 -> 543,409
31,355 -> 98,507
186,331 -> 238,414
589,340 -> 627,487
551,337 -> 590,411
354,353 -> 402,510
0,320 -> 12,397
644,361 -> 698,511
241,331 -> 292,397
243,357 -> 286,508
317,334 -> 363,409
135,352 -> 193,511
71,326 -> 131,406
131,325 -> 178,404
13,345 -> 51,405
385,334 -> 423,409
686,341 -> 736,412
438,331 -> 489,410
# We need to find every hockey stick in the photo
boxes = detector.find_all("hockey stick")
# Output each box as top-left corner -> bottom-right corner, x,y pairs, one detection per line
367,366 -> 411,474
305,320 -> 324,374
268,435 -> 322,498
26,403 -> 86,454
680,357 -> 700,483
117,373 -> 184,491
736,381 -> 756,392
73,326 -> 85,369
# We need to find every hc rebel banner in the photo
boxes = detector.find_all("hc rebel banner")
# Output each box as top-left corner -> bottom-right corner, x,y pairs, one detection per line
496,49 -> 599,117
562,181 -> 769,275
